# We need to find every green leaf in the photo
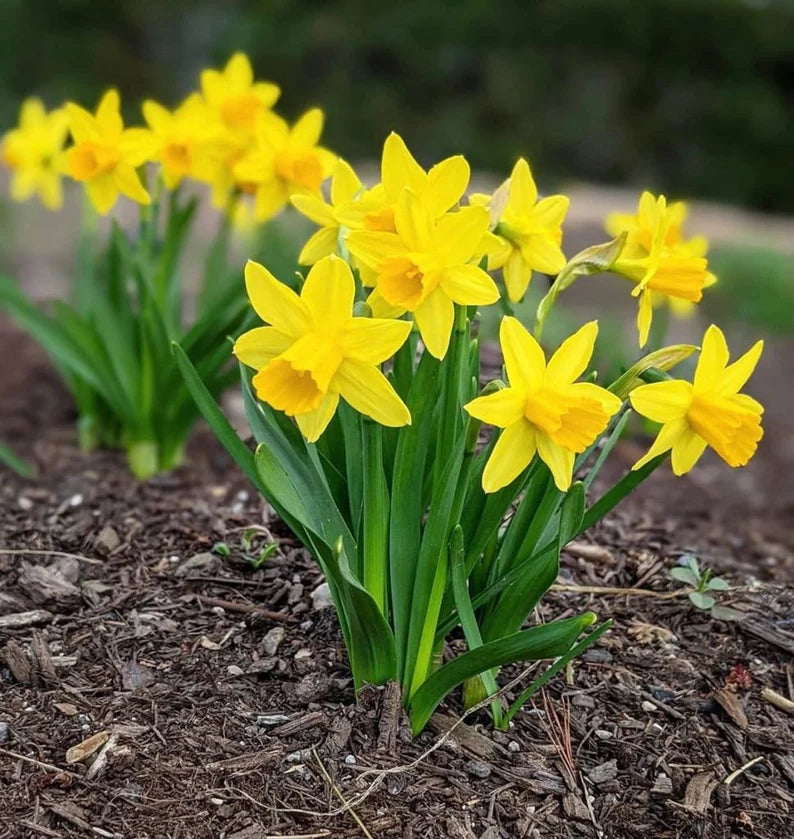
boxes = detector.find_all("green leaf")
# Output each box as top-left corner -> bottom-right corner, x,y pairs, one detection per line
409,612 -> 597,734
688,591 -> 716,610
709,604 -> 744,622
670,567 -> 700,587
0,440 -> 36,478
172,342 -> 264,495
608,344 -> 698,399
535,233 -> 627,338
503,620 -> 612,726
706,577 -> 729,591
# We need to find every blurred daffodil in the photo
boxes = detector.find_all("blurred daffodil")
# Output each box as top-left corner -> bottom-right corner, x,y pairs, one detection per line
610,193 -> 710,347
477,159 -> 569,302
65,90 -> 155,214
234,109 -> 336,222
630,325 -> 763,474
290,158 -> 363,264
234,255 -> 411,441
346,190 -> 498,359
1,98 -> 69,210
466,318 -> 621,492
200,52 -> 280,137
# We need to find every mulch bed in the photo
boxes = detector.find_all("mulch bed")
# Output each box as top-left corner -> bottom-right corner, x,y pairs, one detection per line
2,325 -> 793,839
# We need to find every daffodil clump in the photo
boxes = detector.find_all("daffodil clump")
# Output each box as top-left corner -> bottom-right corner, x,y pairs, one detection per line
1,53 -> 334,477
176,131 -> 764,734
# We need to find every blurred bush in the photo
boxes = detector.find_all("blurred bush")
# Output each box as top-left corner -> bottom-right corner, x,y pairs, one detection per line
1,0 -> 793,210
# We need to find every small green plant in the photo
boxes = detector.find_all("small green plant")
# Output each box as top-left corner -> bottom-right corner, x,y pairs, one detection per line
669,554 -> 743,621
213,529 -> 280,570
0,440 -> 36,478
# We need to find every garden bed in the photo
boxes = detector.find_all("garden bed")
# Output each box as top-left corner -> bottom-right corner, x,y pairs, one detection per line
2,327 -> 793,839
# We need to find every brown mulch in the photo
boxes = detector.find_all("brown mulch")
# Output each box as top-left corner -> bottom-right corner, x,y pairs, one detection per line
2,324 -> 794,839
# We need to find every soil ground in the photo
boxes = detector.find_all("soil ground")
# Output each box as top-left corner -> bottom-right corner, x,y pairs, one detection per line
1,321 -> 793,839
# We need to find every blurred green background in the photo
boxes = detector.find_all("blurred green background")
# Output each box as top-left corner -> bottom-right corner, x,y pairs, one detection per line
2,0 -> 793,211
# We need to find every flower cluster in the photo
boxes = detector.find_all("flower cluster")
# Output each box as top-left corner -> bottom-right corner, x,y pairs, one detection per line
2,53 -> 335,218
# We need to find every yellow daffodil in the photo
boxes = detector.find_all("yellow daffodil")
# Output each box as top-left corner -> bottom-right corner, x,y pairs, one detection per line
65,90 -> 155,214
334,132 -> 471,234
2,98 -> 69,210
478,158 -> 570,302
630,325 -> 763,475
233,109 -> 336,223
465,318 -> 621,492
290,158 -> 363,264
610,193 -> 710,347
346,190 -> 499,359
233,254 -> 411,441
200,52 -> 280,137
141,94 -> 221,189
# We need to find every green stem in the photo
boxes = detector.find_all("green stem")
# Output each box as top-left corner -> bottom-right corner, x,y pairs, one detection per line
434,304 -> 469,489
362,419 -> 389,615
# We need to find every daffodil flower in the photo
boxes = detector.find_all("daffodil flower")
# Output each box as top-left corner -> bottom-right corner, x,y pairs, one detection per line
479,158 -> 570,302
65,90 -> 155,214
334,132 -> 471,234
1,98 -> 69,210
234,109 -> 336,223
465,318 -> 621,492
290,159 -> 363,264
346,190 -> 499,359
630,325 -> 763,475
141,94 -> 221,189
200,52 -> 280,137
233,254 -> 411,441
609,192 -> 714,345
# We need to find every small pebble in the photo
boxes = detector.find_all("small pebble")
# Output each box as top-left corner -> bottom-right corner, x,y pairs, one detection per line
226,665 -> 244,677
464,760 -> 492,779
641,701 -> 657,713
507,741 -> 520,753
595,729 -> 613,740
18,497 -> 33,511
344,754 -> 357,765
256,714 -> 291,727
311,582 -> 333,610
262,627 -> 286,656
286,748 -> 313,764
0,721 -> 8,743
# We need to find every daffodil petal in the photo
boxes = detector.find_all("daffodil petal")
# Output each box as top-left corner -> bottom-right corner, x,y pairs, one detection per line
295,392 -> 340,443
85,174 -> 118,215
637,289 -> 653,348
300,255 -> 355,325
244,259 -> 311,337
545,321 -> 598,385
717,339 -> 763,396
381,132 -> 426,197
335,359 -> 411,427
346,230 -> 406,272
291,108 -> 324,146
424,155 -> 470,217
254,180 -> 289,222
499,316 -> 545,392
226,52 -> 254,88
298,226 -> 339,265
465,387 -> 526,428
502,249 -> 531,302
113,163 -> 150,205
632,417 -> 688,471
693,324 -> 729,389
536,432 -> 575,491
290,194 -> 335,227
521,235 -> 566,275
439,264 -> 499,306
119,128 -> 157,166
670,427 -> 708,475
340,318 -> 412,364
330,159 -> 362,205
630,380 -> 693,423
532,195 -> 569,228
434,205 -> 490,265
96,89 -> 122,137
482,420 -> 537,493
233,326 -> 293,369
414,288 -> 454,360
395,188 -> 434,251
506,158 -> 537,212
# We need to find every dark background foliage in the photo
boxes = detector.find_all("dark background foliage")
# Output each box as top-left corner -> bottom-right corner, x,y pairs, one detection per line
2,0 -> 793,210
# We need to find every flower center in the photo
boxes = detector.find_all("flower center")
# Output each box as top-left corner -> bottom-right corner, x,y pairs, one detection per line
163,141 -> 191,175
646,255 -> 707,301
687,393 -> 763,467
524,388 -> 611,452
377,256 -> 437,311
67,142 -> 118,180
221,94 -> 261,131
275,149 -> 324,191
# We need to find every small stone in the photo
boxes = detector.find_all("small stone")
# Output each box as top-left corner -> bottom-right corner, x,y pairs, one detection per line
120,661 -> 155,691
286,748 -> 313,764
586,759 -> 618,784
311,582 -> 333,610
96,526 -> 120,554
0,721 -> 8,743
256,714 -> 291,727
595,729 -> 613,740
641,701 -> 657,713
287,582 -> 304,605
262,627 -> 286,656
464,760 -> 492,779
572,694 -> 596,709
344,754 -> 357,765
68,493 -> 83,507
175,552 -> 219,578
246,658 -> 277,676
294,672 -> 333,704
582,648 -> 613,664
18,497 -> 33,511
508,741 -> 520,753
226,665 -> 244,677
651,773 -> 673,795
